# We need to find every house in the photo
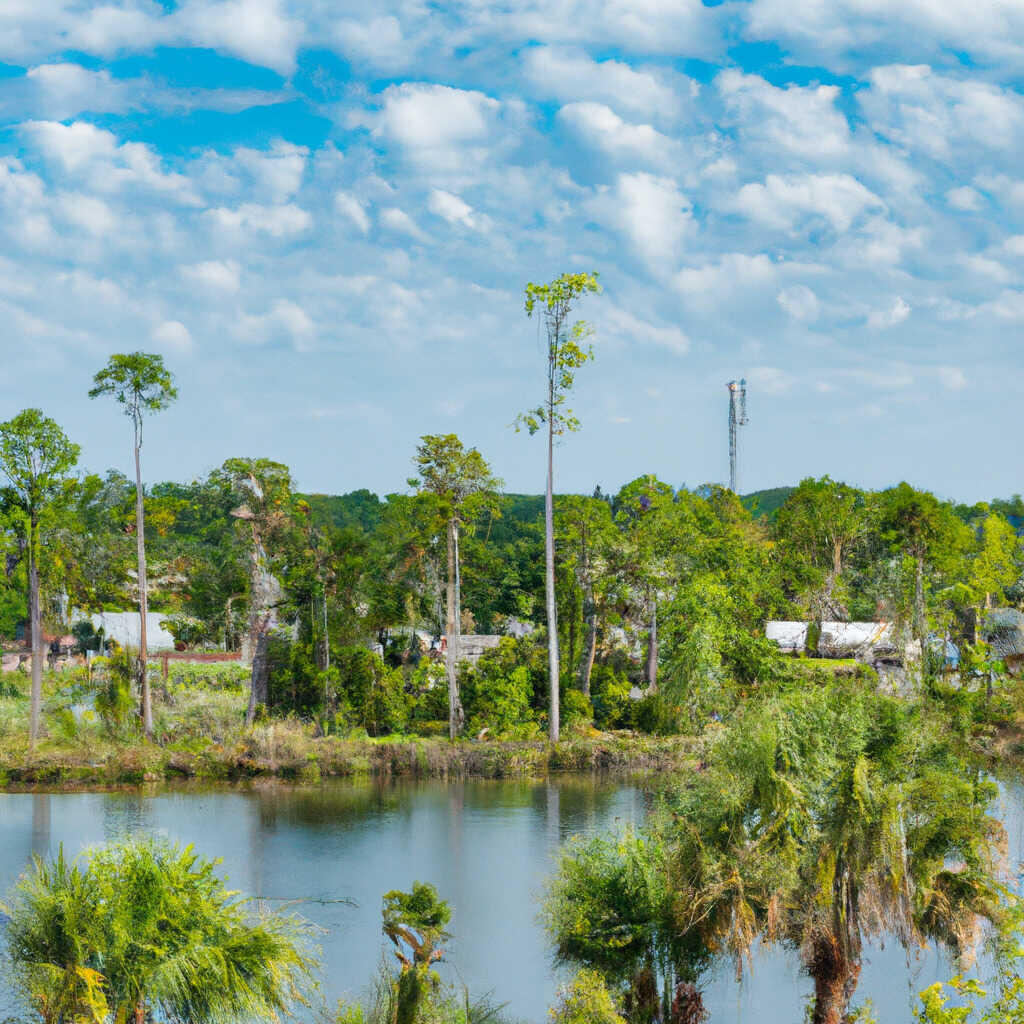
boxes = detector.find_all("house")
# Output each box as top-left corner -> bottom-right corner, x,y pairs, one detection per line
984,608 -> 1024,675
765,621 -> 809,654
70,611 -> 178,652
765,620 -> 902,665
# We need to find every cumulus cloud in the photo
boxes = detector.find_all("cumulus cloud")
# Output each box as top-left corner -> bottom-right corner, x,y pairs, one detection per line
335,192 -> 371,234
208,203 -> 312,237
589,172 -> 692,271
867,296 -> 911,329
603,306 -> 689,353
355,83 -> 502,170
557,102 -> 678,167
181,260 -> 241,292
523,46 -> 690,121
380,206 -> 428,241
777,284 -> 820,321
427,189 -> 476,228
152,319 -> 194,354
732,173 -> 884,233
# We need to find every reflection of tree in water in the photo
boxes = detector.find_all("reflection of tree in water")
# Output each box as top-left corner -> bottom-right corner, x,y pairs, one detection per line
30,793 -> 50,859
102,790 -> 154,842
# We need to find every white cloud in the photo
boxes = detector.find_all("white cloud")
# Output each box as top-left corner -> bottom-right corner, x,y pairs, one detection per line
334,15 -> 411,70
427,189 -> 476,228
21,119 -> 200,203
181,260 -> 241,292
777,284 -> 820,321
589,172 -> 692,271
234,141 -> 307,202
603,307 -> 689,353
867,296 -> 911,329
523,46 -> 689,120
173,0 -> 303,74
209,203 -> 312,237
743,0 -> 1024,69
674,253 -> 776,299
937,365 -> 967,390
717,70 -> 851,158
152,319 -> 193,354
335,192 -> 371,234
860,65 -> 1024,162
380,206 -> 428,241
947,186 -> 984,211
55,191 -> 116,235
357,83 -> 502,170
557,102 -> 677,166
748,366 -> 794,394
733,173 -> 884,233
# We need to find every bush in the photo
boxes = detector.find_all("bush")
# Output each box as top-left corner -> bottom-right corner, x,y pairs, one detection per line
332,647 -> 410,737
561,688 -> 593,728
408,661 -> 449,726
549,970 -> 626,1024
461,647 -> 535,736
630,693 -> 683,735
589,664 -> 631,729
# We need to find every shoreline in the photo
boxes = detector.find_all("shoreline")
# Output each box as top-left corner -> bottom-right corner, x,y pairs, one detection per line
0,731 -> 700,789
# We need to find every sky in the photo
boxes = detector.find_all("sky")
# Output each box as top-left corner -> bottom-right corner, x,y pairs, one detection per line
0,0 -> 1022,503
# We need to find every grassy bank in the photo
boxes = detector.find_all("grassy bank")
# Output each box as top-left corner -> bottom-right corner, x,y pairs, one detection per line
0,727 -> 699,787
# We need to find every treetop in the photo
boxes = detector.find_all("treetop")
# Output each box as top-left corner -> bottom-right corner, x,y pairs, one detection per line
88,352 -> 178,415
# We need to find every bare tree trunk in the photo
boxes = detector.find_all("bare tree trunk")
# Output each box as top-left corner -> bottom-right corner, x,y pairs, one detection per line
645,598 -> 658,693
832,538 -> 843,578
247,621 -> 270,725
545,403 -> 560,743
445,518 -> 464,739
579,592 -> 597,699
913,552 -> 925,645
28,513 -> 41,750
808,937 -> 858,1024
133,425 -> 152,738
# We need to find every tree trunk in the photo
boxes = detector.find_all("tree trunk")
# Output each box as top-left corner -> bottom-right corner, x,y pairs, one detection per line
913,551 -> 925,645
808,937 -> 858,1024
134,428 -> 152,738
445,518 -> 464,739
645,598 -> 658,693
28,512 -> 41,750
247,619 -> 270,725
832,538 -> 843,578
579,596 -> 597,699
545,402 -> 560,743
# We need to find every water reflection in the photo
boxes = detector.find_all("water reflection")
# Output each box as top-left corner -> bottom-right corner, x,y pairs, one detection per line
0,774 -> 1001,1023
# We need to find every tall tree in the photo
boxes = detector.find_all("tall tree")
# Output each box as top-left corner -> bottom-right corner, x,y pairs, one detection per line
217,458 -> 293,724
0,410 -> 79,748
517,271 -> 601,742
89,353 -> 178,738
412,434 -> 501,739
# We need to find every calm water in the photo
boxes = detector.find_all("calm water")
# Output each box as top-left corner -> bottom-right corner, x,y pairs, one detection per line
1,775 -> 1023,1023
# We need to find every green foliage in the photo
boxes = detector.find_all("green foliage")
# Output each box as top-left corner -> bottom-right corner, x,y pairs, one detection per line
561,688 -> 593,728
331,646 -> 410,736
2,839 -> 316,1024
589,663 -> 632,729
92,651 -> 138,736
914,956 -> 1024,1024
461,639 -> 540,735
549,970 -> 626,1024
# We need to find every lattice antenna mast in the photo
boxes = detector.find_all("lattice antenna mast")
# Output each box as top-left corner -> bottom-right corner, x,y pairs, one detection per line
727,379 -> 749,493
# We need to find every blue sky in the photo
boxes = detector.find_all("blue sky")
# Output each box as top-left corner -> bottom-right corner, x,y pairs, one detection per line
1,0 -> 1022,502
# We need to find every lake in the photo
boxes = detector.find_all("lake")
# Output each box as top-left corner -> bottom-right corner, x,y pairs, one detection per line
2,774 -> 1022,1023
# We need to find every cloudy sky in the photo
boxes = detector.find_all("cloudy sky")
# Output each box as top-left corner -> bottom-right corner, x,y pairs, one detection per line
0,0 -> 1021,502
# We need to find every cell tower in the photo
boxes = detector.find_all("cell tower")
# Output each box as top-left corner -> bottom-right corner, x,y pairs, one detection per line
727,379 -> 749,493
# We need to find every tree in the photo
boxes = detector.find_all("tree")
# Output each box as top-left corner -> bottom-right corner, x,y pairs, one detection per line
382,882 -> 451,1024
877,484 -> 969,645
412,434 -> 501,739
89,352 -> 178,738
517,271 -> 601,742
2,839 -> 316,1024
555,495 -> 616,697
216,458 -> 294,725
0,409 -> 79,748
774,477 -> 868,619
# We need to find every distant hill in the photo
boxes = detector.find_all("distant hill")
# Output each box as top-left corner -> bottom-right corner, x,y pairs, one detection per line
741,487 -> 795,520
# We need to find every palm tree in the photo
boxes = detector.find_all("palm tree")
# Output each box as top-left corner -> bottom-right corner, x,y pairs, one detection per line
2,839 -> 317,1024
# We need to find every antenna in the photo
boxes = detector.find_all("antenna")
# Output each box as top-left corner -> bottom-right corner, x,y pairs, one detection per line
727,378 -> 749,493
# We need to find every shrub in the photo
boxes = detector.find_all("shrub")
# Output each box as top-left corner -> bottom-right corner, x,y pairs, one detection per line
461,653 -> 534,736
561,688 -> 593,728
549,970 -> 626,1024
333,647 -> 410,736
589,664 -> 632,729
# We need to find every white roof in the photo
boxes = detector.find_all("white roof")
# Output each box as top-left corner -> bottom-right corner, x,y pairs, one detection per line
766,621 -> 809,651
72,611 -> 178,652
818,621 -> 894,655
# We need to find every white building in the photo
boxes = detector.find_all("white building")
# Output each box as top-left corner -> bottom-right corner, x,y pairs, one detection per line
72,611 -> 177,652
